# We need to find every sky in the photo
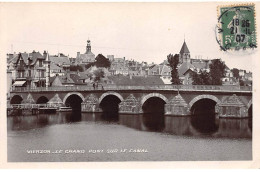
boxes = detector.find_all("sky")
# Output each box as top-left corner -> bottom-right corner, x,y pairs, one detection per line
0,2 -> 258,71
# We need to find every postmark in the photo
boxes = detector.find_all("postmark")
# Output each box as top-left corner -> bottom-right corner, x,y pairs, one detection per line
216,4 -> 257,51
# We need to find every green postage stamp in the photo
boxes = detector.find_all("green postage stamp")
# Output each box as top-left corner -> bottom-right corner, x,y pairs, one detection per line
217,4 -> 257,51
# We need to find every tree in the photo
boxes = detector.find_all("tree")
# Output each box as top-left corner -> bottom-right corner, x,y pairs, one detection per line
239,79 -> 245,86
191,70 -> 212,85
231,68 -> 239,79
200,70 -> 212,85
85,62 -> 95,69
95,54 -> 111,68
209,59 -> 226,85
191,71 -> 202,85
167,54 -> 180,85
93,68 -> 104,82
88,66 -> 105,83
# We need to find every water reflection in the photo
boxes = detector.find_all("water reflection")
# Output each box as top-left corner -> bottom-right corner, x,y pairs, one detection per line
37,115 -> 49,127
142,113 -> 165,132
191,113 -> 219,134
215,118 -> 251,138
65,110 -> 82,122
7,112 -> 252,138
101,111 -> 119,121
164,116 -> 192,136
190,99 -> 219,134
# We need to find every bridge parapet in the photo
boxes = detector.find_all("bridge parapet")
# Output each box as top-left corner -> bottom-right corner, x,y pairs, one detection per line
11,84 -> 252,93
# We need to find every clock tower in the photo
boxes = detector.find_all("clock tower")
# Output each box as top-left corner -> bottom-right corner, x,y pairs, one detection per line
86,39 -> 91,54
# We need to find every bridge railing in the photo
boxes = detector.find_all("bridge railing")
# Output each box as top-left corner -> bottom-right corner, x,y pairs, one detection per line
11,84 -> 252,92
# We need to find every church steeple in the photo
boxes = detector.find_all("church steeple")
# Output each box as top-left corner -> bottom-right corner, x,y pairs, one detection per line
86,39 -> 91,54
179,40 -> 190,63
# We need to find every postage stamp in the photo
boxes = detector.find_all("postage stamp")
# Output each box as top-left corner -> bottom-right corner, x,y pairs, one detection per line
216,4 -> 257,51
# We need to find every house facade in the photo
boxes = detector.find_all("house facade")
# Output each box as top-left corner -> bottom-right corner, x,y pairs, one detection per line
148,63 -> 171,84
7,51 -> 47,89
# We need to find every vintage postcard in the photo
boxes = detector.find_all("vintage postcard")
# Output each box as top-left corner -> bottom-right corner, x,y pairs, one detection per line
0,2 -> 259,168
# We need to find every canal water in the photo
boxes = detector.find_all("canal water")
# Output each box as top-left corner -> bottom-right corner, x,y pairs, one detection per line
7,112 -> 252,162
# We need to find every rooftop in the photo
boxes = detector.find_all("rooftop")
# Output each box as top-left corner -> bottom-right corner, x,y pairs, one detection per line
180,41 -> 190,54
108,75 -> 164,85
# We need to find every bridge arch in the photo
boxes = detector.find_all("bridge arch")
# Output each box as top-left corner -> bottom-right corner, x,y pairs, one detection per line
99,92 -> 123,120
36,96 -> 49,104
10,95 -> 23,104
140,93 -> 168,107
190,94 -> 220,134
63,92 -> 84,104
99,92 -> 124,103
141,93 -> 168,115
189,94 -> 221,109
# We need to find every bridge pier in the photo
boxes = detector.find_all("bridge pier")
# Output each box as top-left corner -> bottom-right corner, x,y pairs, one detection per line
81,94 -> 101,112
216,94 -> 249,118
164,94 -> 190,116
119,94 -> 141,114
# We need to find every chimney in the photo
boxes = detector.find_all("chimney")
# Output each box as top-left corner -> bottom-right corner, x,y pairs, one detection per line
43,50 -> 47,59
77,52 -> 80,58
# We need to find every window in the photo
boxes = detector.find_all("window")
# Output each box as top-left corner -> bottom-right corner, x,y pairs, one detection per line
39,60 -> 43,67
41,70 -> 44,78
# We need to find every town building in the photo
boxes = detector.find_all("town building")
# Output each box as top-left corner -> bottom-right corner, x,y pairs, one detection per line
49,53 -> 70,66
7,50 -> 73,90
239,69 -> 245,77
7,51 -> 47,89
107,55 -> 115,61
244,71 -> 252,81
76,40 -> 95,65
222,65 -> 238,85
51,73 -> 84,87
175,41 -> 234,85
148,62 -> 171,84
7,69 -> 12,99
109,57 -> 129,75
48,53 -> 71,77
108,57 -> 148,77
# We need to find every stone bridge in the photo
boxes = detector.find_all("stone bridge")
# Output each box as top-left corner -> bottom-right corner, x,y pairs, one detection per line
9,85 -> 253,118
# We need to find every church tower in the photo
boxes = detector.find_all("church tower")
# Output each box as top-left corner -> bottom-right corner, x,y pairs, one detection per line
86,39 -> 91,54
179,41 -> 190,63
